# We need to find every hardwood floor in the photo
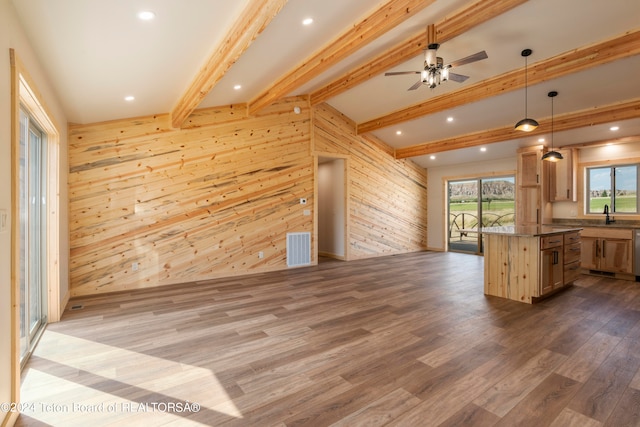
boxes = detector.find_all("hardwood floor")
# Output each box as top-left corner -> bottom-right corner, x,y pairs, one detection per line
15,251 -> 640,426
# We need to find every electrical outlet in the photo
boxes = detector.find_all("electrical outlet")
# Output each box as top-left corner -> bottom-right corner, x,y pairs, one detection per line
0,209 -> 7,233
258,251 -> 264,259
132,262 -> 139,271
303,209 -> 311,216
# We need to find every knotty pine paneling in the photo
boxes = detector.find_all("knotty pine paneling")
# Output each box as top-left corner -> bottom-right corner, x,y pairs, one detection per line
68,97 -> 427,296
313,103 -> 427,258
69,97 -> 313,296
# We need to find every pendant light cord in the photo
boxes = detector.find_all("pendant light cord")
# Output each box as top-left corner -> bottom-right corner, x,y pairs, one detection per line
524,56 -> 528,117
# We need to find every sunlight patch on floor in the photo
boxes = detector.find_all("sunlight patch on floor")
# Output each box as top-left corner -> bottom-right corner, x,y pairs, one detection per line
20,330 -> 243,423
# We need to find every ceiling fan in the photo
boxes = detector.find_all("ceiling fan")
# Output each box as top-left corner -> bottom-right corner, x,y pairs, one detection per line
385,25 -> 488,90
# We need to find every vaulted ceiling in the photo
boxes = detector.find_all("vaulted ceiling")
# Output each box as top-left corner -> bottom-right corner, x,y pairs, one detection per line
12,0 -> 640,167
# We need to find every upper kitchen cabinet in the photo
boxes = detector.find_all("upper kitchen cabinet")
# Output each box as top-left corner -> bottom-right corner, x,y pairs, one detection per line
550,148 -> 577,202
516,146 -> 550,226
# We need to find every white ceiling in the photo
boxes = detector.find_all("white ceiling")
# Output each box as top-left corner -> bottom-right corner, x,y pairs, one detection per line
11,0 -> 640,168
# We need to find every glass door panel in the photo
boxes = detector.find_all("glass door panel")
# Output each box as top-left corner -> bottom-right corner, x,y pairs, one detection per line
448,176 -> 515,254
19,108 -> 47,364
448,179 -> 480,253
481,177 -> 516,228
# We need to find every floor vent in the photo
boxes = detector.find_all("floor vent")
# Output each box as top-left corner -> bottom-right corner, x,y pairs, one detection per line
287,232 -> 311,267
70,304 -> 84,310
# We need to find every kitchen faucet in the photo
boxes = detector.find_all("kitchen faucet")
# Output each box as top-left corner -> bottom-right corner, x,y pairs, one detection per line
603,204 -> 615,225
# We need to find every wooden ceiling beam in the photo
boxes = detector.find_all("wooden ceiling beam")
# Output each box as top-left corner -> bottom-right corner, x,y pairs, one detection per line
170,0 -> 288,129
309,0 -> 528,106
359,29 -> 640,134
394,98 -> 640,159
247,0 -> 434,116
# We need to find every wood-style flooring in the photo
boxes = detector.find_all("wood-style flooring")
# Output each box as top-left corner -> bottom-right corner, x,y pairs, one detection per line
16,251 -> 640,426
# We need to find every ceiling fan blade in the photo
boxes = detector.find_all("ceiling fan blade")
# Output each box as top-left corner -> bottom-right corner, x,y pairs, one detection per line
408,80 -> 423,91
385,71 -> 421,76
447,50 -> 488,68
448,72 -> 469,83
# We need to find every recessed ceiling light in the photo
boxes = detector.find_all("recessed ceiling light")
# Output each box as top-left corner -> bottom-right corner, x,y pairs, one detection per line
610,126 -> 620,131
124,95 -> 135,102
137,11 -> 155,20
233,84 -> 242,90
302,18 -> 313,26
447,117 -> 454,122
430,155 -> 436,160
480,147 -> 487,152
396,130 -> 402,135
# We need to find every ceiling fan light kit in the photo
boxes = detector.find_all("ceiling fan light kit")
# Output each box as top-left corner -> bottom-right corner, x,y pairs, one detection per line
515,48 -> 539,132
384,29 -> 487,91
541,90 -> 563,162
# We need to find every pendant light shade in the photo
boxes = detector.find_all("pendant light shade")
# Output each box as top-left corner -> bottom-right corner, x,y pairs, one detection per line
515,49 -> 538,132
515,118 -> 539,132
542,90 -> 563,162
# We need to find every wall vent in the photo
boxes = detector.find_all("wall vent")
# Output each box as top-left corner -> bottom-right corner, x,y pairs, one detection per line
287,232 -> 311,267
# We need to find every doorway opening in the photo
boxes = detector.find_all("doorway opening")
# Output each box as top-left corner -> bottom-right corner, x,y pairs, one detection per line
317,156 -> 347,261
447,175 -> 515,254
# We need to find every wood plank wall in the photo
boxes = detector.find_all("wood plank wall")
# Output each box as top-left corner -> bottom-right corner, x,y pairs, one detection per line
313,103 -> 427,259
68,97 -> 427,296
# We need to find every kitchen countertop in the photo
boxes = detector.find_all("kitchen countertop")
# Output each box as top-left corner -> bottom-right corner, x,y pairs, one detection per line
550,218 -> 640,229
480,225 -> 582,237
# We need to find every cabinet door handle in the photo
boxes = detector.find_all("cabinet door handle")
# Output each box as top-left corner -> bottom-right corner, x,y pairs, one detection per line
595,240 -> 600,257
567,189 -> 570,199
602,240 -> 606,258
553,251 -> 559,264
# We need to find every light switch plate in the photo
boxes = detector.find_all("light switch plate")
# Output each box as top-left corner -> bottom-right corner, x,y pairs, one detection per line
0,209 -> 7,233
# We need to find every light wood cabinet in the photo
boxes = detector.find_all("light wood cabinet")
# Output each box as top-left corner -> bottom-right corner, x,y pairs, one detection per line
563,231 -> 582,284
580,228 -> 633,275
549,148 -> 576,202
540,235 -> 564,296
516,146 -> 550,226
484,228 -> 581,304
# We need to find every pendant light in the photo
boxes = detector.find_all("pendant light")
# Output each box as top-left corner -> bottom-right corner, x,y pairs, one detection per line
541,91 -> 563,162
514,49 -> 539,132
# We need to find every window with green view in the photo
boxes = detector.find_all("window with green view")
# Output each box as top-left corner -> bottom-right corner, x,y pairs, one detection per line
587,164 -> 638,214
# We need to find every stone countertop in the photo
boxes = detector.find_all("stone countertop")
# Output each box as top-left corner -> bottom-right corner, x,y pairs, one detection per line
480,225 -> 582,237
550,218 -> 640,229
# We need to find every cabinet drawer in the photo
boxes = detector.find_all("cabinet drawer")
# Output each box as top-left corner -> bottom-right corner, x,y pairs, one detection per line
564,232 -> 581,245
564,260 -> 581,283
541,235 -> 563,249
564,242 -> 581,264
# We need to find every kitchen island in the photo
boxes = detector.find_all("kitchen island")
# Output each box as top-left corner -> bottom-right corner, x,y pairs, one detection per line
482,226 -> 582,304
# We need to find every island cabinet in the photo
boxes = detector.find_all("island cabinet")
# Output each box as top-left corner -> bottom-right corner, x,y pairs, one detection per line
581,227 -> 634,276
483,227 -> 582,304
540,235 -> 564,295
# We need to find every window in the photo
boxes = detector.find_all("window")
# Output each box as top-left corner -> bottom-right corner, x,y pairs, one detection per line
586,164 -> 638,214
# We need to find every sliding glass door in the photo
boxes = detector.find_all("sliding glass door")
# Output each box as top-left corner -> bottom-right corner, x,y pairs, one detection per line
19,108 -> 48,364
448,176 -> 515,254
